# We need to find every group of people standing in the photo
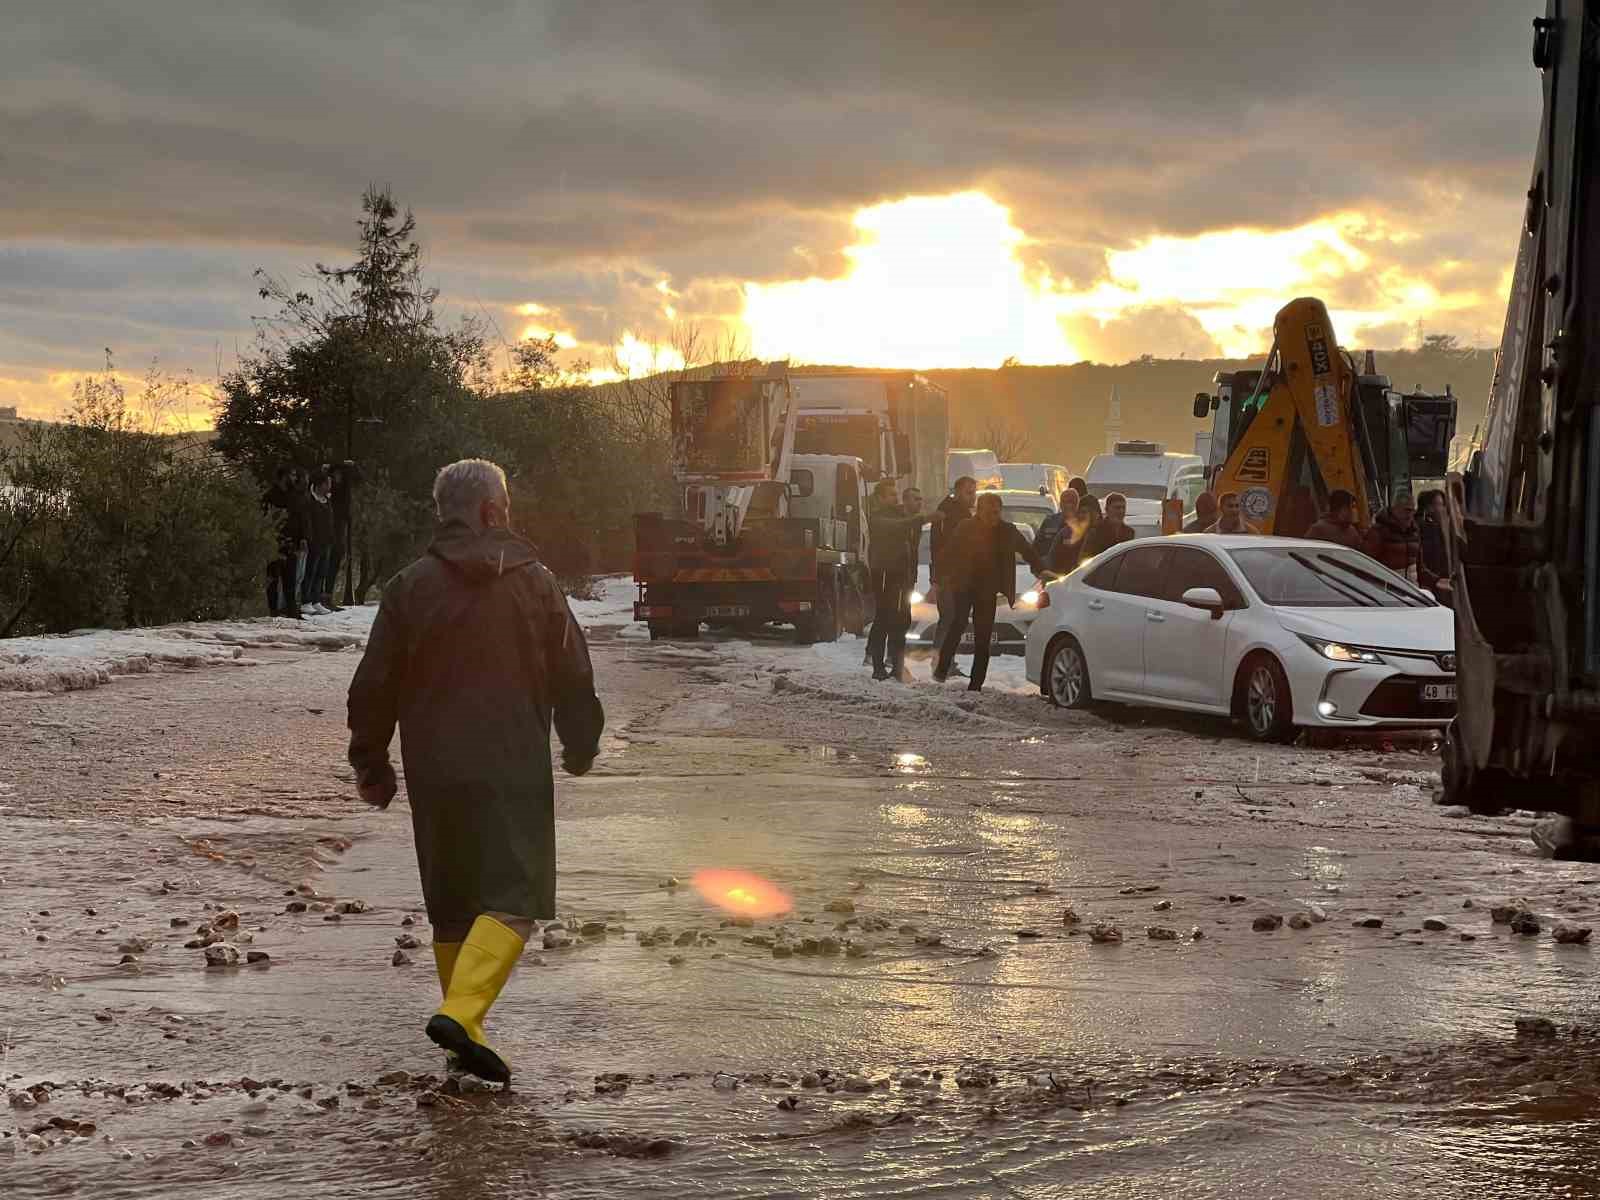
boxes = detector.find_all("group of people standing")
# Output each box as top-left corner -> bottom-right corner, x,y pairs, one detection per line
262,461 -> 360,618
863,473 -> 1074,693
1305,486 -> 1452,603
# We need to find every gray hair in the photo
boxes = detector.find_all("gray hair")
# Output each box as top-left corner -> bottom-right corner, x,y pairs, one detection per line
433,458 -> 509,522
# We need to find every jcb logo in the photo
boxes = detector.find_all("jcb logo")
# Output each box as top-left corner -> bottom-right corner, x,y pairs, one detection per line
1236,446 -> 1270,483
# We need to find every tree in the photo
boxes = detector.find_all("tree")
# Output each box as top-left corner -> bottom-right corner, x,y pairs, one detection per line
953,414 -> 1031,461
215,185 -> 491,599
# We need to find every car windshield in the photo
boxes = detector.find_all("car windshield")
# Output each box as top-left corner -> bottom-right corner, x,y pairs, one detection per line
794,415 -> 880,478
1002,506 -> 1051,534
1086,482 -> 1168,502
1171,474 -> 1207,507
1229,547 -> 1434,608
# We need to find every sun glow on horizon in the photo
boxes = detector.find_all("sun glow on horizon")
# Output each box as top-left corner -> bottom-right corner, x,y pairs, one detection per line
508,192 -> 1499,392
745,192 -> 1081,368
738,192 -> 1493,366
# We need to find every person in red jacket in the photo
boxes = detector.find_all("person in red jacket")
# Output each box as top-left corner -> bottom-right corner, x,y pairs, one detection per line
1361,489 -> 1427,587
1305,489 -> 1366,550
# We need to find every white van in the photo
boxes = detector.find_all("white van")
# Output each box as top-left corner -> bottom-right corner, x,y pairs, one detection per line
999,462 -> 1073,499
946,448 -> 1003,491
1082,440 -> 1202,537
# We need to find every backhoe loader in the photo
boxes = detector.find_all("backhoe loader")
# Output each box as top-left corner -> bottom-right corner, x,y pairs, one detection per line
1193,302 -> 1455,534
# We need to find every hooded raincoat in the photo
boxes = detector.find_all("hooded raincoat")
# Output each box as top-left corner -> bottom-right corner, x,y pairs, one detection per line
347,520 -> 604,926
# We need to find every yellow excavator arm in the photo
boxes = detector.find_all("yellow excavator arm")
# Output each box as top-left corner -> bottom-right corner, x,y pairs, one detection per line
1213,297 -> 1374,535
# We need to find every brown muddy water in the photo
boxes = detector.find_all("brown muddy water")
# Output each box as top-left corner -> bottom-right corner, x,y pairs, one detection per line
3,633 -> 1600,1197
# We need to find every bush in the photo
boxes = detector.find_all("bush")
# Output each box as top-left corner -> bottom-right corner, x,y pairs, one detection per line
0,361 -> 276,636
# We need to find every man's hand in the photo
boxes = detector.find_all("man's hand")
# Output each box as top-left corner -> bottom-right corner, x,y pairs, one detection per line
357,777 -> 397,809
562,750 -> 596,777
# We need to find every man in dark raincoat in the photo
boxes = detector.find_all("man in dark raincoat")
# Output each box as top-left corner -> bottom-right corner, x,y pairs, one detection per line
347,458 -> 604,1083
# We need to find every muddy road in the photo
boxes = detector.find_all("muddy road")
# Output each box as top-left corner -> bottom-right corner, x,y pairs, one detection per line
3,622 -> 1599,1198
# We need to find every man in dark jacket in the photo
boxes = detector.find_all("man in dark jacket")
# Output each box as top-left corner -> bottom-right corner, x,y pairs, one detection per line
1416,489 -> 1451,605
933,493 -> 1047,692
347,458 -> 604,1084
1081,492 -> 1136,558
865,480 -> 929,681
262,466 -> 295,616
273,468 -> 310,620
1183,491 -> 1218,533
1361,489 -> 1425,586
301,471 -> 337,615
1305,489 -> 1365,549
324,460 -> 361,609
929,476 -> 977,674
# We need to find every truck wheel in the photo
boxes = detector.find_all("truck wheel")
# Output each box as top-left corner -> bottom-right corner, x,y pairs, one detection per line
816,575 -> 841,642
796,574 -> 840,644
671,619 -> 700,640
648,623 -> 667,641
840,573 -> 867,636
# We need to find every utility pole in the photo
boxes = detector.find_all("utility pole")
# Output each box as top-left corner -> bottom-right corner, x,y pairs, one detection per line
342,382 -> 356,607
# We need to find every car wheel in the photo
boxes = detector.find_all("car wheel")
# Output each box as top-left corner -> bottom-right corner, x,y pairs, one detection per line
1043,635 -> 1091,709
1238,654 -> 1294,742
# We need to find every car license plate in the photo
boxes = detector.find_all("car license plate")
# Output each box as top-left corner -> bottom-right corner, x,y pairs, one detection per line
705,605 -> 749,618
1422,683 -> 1457,702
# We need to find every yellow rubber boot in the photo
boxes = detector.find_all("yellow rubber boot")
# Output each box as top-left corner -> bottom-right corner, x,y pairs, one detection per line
425,916 -> 523,1084
432,941 -> 461,999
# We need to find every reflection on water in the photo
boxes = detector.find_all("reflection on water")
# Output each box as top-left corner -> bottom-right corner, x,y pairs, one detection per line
892,752 -> 930,773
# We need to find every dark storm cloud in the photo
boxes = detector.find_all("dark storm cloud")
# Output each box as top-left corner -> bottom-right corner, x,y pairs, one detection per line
0,0 -> 1546,404
4,0 -> 1542,249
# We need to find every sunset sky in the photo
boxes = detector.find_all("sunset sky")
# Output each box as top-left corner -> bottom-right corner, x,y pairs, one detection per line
3,1 -> 1543,419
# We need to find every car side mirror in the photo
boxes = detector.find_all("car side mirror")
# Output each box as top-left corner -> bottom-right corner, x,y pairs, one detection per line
1193,392 -> 1213,419
1181,586 -> 1224,618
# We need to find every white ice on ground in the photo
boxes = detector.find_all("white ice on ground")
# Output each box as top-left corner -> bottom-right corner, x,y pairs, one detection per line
0,574 -> 640,693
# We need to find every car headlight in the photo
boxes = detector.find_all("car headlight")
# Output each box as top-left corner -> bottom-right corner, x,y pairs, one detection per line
908,590 -> 925,604
1299,635 -> 1384,665
1018,589 -> 1041,607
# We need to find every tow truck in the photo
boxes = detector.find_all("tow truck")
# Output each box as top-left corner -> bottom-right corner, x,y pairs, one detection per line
1193,307 -> 1456,533
632,370 -> 873,643
1442,2 -> 1600,845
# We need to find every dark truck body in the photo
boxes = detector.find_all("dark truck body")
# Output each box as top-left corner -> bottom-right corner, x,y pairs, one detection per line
633,513 -> 850,636
633,376 -> 869,642
1444,1 -> 1600,824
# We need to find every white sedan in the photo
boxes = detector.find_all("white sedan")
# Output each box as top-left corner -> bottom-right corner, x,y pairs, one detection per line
1024,534 -> 1456,741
